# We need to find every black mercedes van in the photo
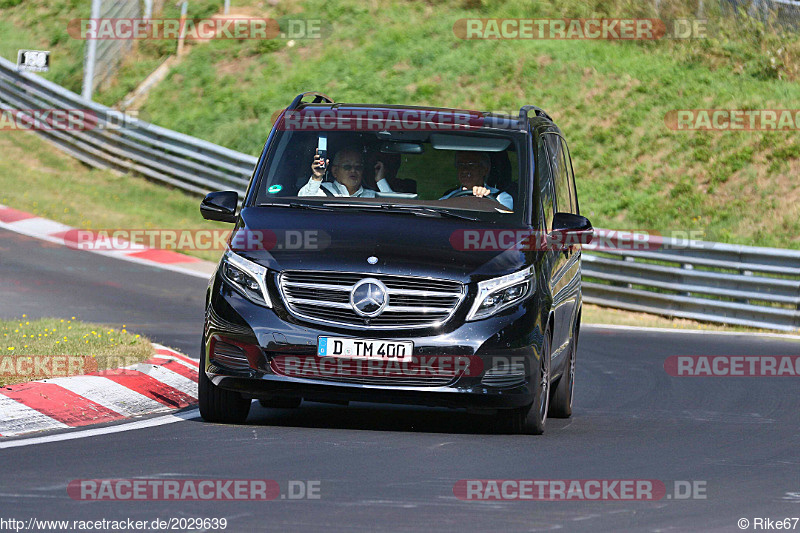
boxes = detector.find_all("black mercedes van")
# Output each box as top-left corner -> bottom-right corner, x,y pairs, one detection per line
199,92 -> 592,434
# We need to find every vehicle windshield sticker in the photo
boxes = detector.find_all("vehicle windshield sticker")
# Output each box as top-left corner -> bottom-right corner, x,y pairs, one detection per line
268,184 -> 282,193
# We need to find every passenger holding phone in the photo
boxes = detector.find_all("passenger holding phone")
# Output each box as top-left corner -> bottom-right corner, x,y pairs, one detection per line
298,147 -> 394,197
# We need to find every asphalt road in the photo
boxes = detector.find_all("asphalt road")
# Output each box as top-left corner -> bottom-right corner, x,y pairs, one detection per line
2,228 -> 799,532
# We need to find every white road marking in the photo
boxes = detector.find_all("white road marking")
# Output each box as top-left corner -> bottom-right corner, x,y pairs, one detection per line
43,375 -> 167,417
584,323 -> 800,340
0,396 -> 69,437
135,364 -> 198,398
0,220 -> 212,279
152,343 -> 198,363
0,409 -> 201,449
6,217 -> 71,236
149,354 -> 197,371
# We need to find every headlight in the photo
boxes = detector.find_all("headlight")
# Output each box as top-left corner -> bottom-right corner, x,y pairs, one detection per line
221,250 -> 272,307
466,266 -> 535,321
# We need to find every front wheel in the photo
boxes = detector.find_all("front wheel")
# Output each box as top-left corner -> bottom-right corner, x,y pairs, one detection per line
549,319 -> 578,418
496,326 -> 551,435
198,347 -> 251,424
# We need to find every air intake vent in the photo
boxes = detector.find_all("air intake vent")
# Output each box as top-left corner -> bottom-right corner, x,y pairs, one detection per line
481,361 -> 526,388
211,340 -> 251,371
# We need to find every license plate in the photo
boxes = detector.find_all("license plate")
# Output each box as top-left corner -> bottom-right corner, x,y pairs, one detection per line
318,337 -> 413,362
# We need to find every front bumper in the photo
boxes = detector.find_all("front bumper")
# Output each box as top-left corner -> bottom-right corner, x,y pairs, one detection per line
214,373 -> 534,410
204,273 -> 546,411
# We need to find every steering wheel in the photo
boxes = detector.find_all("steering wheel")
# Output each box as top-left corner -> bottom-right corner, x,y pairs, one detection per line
448,188 -> 500,200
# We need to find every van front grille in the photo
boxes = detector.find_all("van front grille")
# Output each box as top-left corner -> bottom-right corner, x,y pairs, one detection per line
278,271 -> 465,330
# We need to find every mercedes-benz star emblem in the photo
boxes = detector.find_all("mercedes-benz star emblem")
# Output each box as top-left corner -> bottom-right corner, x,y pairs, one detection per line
350,278 -> 388,317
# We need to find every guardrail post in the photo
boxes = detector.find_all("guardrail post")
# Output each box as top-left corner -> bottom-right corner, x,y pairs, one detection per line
680,262 -> 694,296
624,256 -> 635,288
81,0 -> 102,101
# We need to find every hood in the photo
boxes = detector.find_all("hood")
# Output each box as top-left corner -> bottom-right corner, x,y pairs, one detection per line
232,207 -> 531,283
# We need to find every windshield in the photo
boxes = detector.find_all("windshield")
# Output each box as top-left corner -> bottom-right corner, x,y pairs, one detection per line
253,125 -> 528,223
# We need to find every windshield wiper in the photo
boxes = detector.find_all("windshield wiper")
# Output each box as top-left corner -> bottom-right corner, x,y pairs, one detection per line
257,202 -> 336,211
259,201 -> 481,221
378,204 -> 482,221
317,202 -> 481,221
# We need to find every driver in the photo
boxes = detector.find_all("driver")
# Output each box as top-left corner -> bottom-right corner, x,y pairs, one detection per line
439,151 -> 513,210
298,147 -> 394,197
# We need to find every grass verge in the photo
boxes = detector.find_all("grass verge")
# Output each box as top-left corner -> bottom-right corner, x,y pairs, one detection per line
0,316 -> 153,387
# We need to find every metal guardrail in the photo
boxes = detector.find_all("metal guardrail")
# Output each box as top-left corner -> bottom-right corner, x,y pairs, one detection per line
582,230 -> 800,331
0,56 -> 797,331
0,56 -> 256,197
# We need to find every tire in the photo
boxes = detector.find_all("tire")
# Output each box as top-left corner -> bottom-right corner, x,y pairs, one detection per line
496,325 -> 552,435
198,347 -> 251,424
549,319 -> 578,419
259,397 -> 302,409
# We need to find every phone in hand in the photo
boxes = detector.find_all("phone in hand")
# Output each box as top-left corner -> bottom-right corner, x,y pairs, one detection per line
317,135 -> 328,172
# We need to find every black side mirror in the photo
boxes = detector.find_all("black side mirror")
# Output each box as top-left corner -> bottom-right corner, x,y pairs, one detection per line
551,212 -> 594,245
200,191 -> 238,223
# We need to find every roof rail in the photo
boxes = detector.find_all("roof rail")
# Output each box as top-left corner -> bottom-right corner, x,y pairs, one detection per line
287,91 -> 335,110
519,105 -> 552,123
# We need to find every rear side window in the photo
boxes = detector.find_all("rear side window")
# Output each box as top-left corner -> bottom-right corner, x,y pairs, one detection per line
537,138 -> 554,232
560,138 -> 579,215
543,133 -> 572,216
